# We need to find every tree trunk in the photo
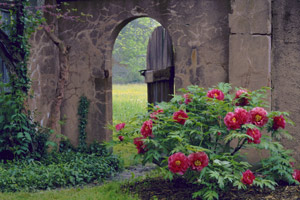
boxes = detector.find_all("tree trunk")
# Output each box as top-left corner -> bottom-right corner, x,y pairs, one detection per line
44,25 -> 70,141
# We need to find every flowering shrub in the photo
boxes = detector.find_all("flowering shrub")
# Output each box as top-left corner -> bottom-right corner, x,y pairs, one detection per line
183,93 -> 192,104
241,169 -> 255,185
140,120 -> 153,138
272,115 -> 286,130
207,89 -> 224,100
168,152 -> 190,175
293,169 -> 300,182
113,83 -> 299,200
246,128 -> 261,144
234,89 -> 249,106
172,110 -> 188,125
150,109 -> 164,119
188,152 -> 209,171
118,135 -> 124,141
133,137 -> 147,154
115,123 -> 125,131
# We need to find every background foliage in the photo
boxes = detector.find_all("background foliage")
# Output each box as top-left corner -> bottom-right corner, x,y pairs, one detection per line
112,17 -> 160,84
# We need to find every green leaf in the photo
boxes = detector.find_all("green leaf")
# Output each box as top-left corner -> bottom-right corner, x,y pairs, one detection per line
24,132 -> 32,141
203,190 -> 219,200
17,132 -> 24,138
233,180 -> 247,190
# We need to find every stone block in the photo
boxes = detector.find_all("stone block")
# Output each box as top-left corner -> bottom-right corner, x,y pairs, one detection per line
229,0 -> 271,34
229,34 -> 271,90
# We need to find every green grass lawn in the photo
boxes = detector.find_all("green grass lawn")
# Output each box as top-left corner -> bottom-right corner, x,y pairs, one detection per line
0,181 -> 139,200
112,84 -> 147,168
113,83 -> 147,124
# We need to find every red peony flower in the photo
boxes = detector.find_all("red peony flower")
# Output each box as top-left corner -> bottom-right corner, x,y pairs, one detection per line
183,93 -> 192,105
140,120 -> 153,138
118,135 -> 124,141
173,110 -> 188,125
188,152 -> 209,171
234,89 -> 250,106
234,107 -> 250,125
290,162 -> 295,168
207,89 -> 225,100
292,169 -> 300,183
217,132 -> 221,136
168,152 -> 190,175
133,137 -> 147,154
224,112 -> 241,130
250,107 -> 268,127
150,109 -> 164,120
115,123 -> 125,131
246,128 -> 262,144
272,115 -> 286,130
241,169 -> 255,185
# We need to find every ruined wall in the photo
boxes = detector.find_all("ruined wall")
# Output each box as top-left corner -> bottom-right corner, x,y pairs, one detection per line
28,0 -> 60,135
272,0 -> 300,163
228,0 -> 272,163
229,0 -> 271,89
27,0 -> 300,163
55,0 -> 230,145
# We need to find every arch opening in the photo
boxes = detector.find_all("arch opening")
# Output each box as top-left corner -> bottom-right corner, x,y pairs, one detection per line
112,17 -> 160,125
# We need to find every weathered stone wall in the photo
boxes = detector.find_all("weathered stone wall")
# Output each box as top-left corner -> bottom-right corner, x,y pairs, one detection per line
54,0 -> 230,145
28,0 -> 60,134
272,0 -> 300,163
229,0 -> 271,89
228,0 -> 272,163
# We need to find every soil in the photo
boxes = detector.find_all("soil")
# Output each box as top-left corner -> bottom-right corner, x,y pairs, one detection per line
122,177 -> 300,200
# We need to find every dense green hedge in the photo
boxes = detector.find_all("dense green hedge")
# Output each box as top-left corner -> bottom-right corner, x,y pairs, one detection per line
0,151 -> 123,192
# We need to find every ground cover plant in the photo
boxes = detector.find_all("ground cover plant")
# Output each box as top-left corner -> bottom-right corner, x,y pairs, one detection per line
0,90 -> 123,193
114,83 -> 300,200
0,144 -> 122,193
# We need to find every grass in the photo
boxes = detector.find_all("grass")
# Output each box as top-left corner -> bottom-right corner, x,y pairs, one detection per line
0,181 -> 139,200
112,83 -> 147,167
113,83 -> 147,124
0,84 -> 147,200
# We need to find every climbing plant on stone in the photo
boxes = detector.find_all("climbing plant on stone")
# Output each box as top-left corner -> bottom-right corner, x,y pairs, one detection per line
0,1 -> 91,159
77,95 -> 90,151
0,0 -> 50,160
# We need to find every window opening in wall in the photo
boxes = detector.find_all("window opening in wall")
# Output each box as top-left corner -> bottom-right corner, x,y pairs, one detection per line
0,8 -> 13,36
0,56 -> 10,92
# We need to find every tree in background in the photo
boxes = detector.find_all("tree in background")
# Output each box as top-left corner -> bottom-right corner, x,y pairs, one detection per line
112,17 -> 160,84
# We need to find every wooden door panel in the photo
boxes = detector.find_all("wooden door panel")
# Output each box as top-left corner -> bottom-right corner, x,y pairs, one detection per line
146,26 -> 174,104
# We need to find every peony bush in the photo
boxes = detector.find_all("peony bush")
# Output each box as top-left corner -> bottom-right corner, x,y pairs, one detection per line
114,83 -> 299,200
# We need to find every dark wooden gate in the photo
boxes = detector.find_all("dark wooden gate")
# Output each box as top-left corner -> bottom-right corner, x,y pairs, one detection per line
142,26 -> 174,104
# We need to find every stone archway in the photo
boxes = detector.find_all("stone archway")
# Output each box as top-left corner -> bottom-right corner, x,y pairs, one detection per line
30,0 -> 231,146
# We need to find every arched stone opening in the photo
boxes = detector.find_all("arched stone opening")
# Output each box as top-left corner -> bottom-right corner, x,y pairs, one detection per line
111,17 -> 163,126
33,0 -> 231,148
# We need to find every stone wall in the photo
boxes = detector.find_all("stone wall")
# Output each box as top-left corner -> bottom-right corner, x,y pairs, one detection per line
229,0 -> 271,89
228,0 -> 272,163
28,0 -> 60,136
272,0 -> 300,163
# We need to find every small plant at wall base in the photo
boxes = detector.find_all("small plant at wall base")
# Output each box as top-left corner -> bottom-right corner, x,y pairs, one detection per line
115,83 -> 299,200
77,95 -> 90,151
